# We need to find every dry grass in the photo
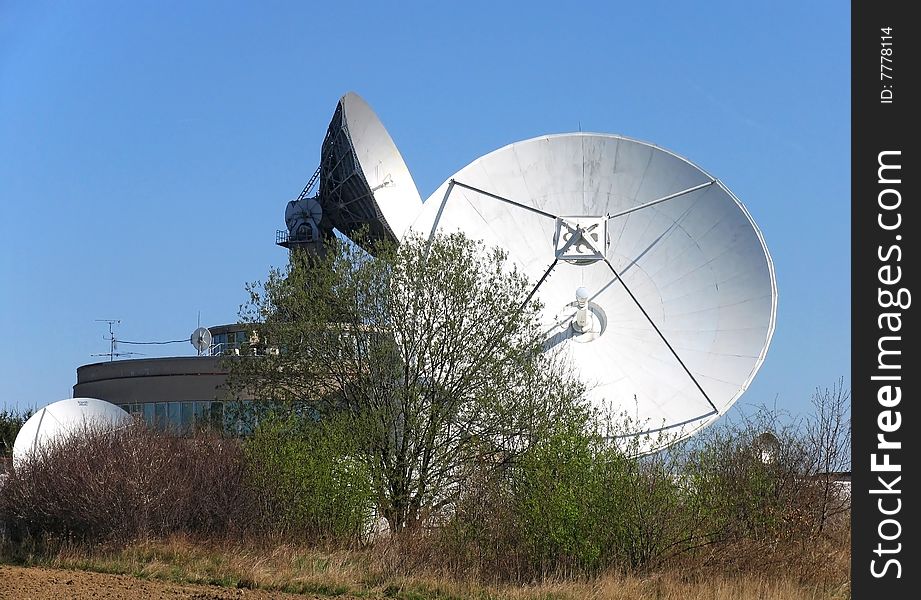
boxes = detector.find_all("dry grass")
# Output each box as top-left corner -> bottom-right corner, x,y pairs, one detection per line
0,402 -> 852,599
3,534 -> 849,600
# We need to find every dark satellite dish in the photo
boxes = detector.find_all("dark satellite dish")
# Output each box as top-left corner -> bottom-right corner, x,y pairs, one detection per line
279,92 -> 423,254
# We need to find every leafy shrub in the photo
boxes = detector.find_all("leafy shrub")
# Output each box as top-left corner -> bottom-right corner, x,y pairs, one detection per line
438,396 -> 850,582
440,413 -> 690,579
512,417 -> 603,571
0,407 -> 32,458
0,385 -> 850,589
244,413 -> 375,540
683,413 -> 820,545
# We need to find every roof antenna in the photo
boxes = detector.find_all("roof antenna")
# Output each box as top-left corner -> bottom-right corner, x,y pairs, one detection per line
92,319 -> 137,361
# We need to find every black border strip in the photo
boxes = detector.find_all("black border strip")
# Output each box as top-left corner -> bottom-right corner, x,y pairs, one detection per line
852,3 -> 917,596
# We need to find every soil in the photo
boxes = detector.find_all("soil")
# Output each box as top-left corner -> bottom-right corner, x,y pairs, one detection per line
0,565 -> 345,599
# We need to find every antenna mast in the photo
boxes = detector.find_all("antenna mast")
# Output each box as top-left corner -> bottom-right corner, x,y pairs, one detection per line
92,319 -> 135,361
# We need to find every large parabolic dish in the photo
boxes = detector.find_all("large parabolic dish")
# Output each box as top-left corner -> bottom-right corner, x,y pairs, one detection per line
412,133 -> 777,450
317,92 -> 423,246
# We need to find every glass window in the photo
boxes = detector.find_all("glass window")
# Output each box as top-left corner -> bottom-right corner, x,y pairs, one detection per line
143,403 -> 155,427
168,402 -> 181,429
195,401 -> 210,427
155,402 -> 167,430
180,402 -> 193,432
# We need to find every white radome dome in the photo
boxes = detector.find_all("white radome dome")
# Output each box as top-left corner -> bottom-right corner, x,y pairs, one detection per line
12,397 -> 131,464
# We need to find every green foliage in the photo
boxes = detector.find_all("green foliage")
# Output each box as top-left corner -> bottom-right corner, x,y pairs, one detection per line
593,449 -> 691,571
228,231 -> 586,532
0,380 -> 851,587
441,401 -> 691,577
681,410 -> 796,543
0,408 -> 32,457
244,413 -> 374,540
509,422 -> 688,574
442,397 -> 848,580
512,407 -> 602,569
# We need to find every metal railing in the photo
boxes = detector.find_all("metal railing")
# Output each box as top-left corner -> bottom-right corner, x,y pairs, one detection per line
277,229 -> 319,247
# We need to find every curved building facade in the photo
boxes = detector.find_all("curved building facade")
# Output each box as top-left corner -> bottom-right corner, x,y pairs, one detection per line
73,325 -> 255,432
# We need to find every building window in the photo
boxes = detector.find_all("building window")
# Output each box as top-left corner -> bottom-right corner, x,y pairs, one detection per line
167,402 -> 181,429
180,402 -> 193,431
154,402 -> 167,430
122,401 -> 230,434
142,403 -> 154,427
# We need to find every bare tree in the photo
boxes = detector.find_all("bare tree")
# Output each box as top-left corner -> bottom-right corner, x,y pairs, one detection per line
804,377 -> 851,532
228,232 -> 584,532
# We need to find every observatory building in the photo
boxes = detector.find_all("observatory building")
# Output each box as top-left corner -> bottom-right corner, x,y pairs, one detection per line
12,398 -> 132,464
73,324 -> 257,432
71,91 -> 776,450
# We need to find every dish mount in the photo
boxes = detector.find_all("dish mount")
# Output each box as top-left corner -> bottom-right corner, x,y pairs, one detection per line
278,92 -> 422,256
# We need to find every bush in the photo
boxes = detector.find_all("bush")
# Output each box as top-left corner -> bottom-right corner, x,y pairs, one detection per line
0,384 -> 850,590
683,413 -> 819,545
436,397 -> 850,583
244,413 -> 375,541
440,415 -> 691,580
0,407 -> 32,458
0,423 -> 256,544
512,417 -> 604,572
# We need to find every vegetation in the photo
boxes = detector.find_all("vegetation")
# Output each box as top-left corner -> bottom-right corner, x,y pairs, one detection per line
0,407 -> 31,458
244,412 -> 375,540
1,423 -> 255,544
228,232 -> 585,533
5,534 -> 850,600
0,233 -> 850,597
0,389 -> 851,597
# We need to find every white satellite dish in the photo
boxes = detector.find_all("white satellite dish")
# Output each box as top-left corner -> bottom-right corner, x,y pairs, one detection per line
317,92 -> 423,248
12,397 -> 131,464
412,133 -> 777,451
190,326 -> 213,355
754,431 -> 780,464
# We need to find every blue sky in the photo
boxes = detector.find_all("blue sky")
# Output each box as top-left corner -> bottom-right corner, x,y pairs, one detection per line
0,1 -> 849,421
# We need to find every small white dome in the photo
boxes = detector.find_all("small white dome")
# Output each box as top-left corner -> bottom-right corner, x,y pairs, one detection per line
13,397 -> 131,464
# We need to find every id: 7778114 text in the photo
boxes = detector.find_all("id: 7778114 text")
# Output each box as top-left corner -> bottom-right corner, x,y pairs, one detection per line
880,27 -> 894,104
